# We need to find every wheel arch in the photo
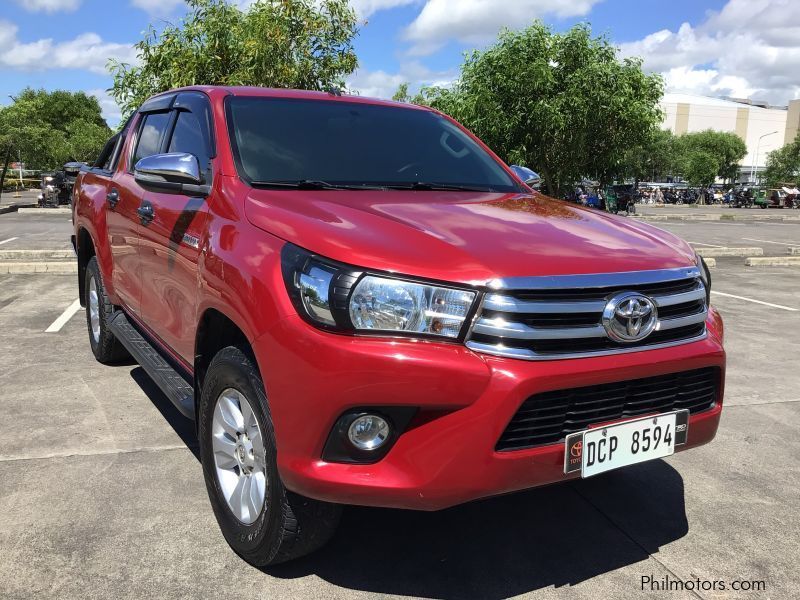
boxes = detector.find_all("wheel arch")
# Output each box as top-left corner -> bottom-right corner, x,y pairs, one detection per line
76,226 -> 96,307
194,308 -> 259,420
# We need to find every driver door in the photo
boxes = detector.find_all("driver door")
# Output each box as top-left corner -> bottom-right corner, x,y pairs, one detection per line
137,93 -> 214,363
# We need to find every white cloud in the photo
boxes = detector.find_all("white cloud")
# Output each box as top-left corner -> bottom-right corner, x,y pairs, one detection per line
619,0 -> 800,104
403,0 -> 602,56
348,61 -> 456,98
129,0 -> 184,15
351,0 -> 419,18
88,88 -> 123,126
13,0 -> 81,13
0,20 -> 137,75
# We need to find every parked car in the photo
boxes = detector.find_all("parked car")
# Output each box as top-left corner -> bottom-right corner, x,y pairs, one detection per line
766,187 -> 799,208
62,161 -> 86,207
72,87 -> 725,567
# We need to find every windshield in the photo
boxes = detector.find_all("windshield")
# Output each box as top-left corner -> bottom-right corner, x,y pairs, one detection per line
227,97 -> 520,192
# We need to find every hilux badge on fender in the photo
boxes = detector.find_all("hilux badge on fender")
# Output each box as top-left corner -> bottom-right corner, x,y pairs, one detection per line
602,292 -> 658,343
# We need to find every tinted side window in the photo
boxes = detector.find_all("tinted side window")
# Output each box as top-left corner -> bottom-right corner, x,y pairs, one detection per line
168,111 -> 210,170
133,112 -> 171,166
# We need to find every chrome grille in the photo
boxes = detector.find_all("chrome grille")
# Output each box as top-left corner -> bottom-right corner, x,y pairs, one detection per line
466,267 -> 707,360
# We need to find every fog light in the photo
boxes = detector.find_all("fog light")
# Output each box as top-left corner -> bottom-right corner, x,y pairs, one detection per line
347,415 -> 390,451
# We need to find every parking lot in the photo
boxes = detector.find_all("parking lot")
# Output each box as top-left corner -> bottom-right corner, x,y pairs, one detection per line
0,209 -> 798,599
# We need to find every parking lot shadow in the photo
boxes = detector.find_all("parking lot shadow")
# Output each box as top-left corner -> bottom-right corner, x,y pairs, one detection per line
124,367 -> 688,598
128,366 -> 199,460
267,461 -> 688,599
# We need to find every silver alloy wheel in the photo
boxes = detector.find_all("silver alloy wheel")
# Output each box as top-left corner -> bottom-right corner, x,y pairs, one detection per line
88,275 -> 100,343
211,388 -> 267,525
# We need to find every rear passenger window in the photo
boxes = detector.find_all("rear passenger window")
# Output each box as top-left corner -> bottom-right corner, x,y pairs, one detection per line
168,111 -> 210,170
133,112 -> 171,166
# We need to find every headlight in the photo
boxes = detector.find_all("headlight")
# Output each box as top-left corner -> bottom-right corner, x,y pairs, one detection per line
695,252 -> 712,305
281,244 -> 477,339
349,276 -> 475,338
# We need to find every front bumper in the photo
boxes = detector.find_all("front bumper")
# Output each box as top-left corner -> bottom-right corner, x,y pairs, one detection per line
255,309 -> 725,511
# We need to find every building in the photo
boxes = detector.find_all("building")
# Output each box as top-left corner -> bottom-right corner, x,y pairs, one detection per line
660,93 -> 800,182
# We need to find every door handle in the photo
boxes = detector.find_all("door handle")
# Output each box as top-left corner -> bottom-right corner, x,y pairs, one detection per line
137,202 -> 155,225
106,189 -> 119,209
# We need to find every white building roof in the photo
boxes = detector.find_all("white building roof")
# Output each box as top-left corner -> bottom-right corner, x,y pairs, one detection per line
661,92 -> 781,112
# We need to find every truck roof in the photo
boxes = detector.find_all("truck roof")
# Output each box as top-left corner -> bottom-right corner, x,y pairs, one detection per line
147,85 -> 427,111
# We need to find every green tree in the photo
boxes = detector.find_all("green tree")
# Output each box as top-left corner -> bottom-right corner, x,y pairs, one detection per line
0,88 -> 110,176
763,136 -> 800,186
681,150 -> 719,189
413,22 -> 664,196
674,130 -> 747,183
109,0 -> 359,119
392,82 -> 410,103
620,128 -> 678,184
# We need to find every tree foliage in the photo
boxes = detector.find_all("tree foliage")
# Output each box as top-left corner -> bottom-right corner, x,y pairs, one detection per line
763,135 -> 800,186
109,0 -> 359,119
680,150 -> 719,188
413,22 -> 664,195
392,82 -> 410,103
0,88 -> 110,171
674,130 -> 747,184
619,128 -> 678,183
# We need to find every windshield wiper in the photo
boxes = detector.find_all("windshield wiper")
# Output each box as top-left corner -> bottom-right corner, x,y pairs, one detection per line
384,182 -> 495,192
249,180 -> 384,191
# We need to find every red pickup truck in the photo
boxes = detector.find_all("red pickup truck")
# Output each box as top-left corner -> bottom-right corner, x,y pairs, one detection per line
72,86 -> 724,566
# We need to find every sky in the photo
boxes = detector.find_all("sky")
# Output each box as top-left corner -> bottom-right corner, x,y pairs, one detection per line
1,0 -> 798,127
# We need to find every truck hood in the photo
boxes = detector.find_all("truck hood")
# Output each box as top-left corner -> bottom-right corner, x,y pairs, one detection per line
244,189 -> 696,285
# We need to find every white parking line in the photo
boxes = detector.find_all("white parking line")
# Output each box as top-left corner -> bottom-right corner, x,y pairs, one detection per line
711,291 -> 798,312
0,237 -> 18,246
690,242 -> 724,247
45,299 -> 82,333
742,237 -> 800,247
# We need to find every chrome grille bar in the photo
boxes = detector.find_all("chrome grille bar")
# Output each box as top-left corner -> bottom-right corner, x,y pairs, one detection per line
467,267 -> 708,361
472,319 -> 606,340
482,295 -> 606,314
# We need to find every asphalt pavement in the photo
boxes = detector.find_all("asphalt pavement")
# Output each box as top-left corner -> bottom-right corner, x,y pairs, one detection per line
0,209 -> 798,599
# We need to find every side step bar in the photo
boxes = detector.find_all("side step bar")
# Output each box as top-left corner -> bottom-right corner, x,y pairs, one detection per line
108,311 -> 195,419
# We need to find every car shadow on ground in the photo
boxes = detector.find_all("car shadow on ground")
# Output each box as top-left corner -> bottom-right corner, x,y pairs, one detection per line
129,366 -> 199,460
128,366 -> 688,599
266,461 -> 688,598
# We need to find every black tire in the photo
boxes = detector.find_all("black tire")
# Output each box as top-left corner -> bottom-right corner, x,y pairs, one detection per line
85,256 -> 129,364
199,346 -> 341,566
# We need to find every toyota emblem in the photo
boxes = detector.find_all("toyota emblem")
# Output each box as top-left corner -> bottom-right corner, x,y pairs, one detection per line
602,292 -> 658,343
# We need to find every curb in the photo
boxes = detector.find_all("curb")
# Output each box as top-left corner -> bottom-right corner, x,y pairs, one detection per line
17,207 -> 72,215
0,250 -> 74,260
0,261 -> 76,274
744,256 -> 800,267
636,213 -> 799,222
694,247 -> 763,258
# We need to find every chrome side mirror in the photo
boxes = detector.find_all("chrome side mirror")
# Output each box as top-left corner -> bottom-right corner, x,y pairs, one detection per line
134,153 -> 209,197
509,165 -> 541,188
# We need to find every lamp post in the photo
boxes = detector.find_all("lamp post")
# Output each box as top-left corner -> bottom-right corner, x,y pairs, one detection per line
751,131 -> 778,184
6,96 -> 23,191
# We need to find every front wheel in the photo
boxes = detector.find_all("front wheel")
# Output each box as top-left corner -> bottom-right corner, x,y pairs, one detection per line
199,346 -> 341,566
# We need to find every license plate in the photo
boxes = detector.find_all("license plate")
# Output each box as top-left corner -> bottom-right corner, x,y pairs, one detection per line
564,410 -> 689,478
